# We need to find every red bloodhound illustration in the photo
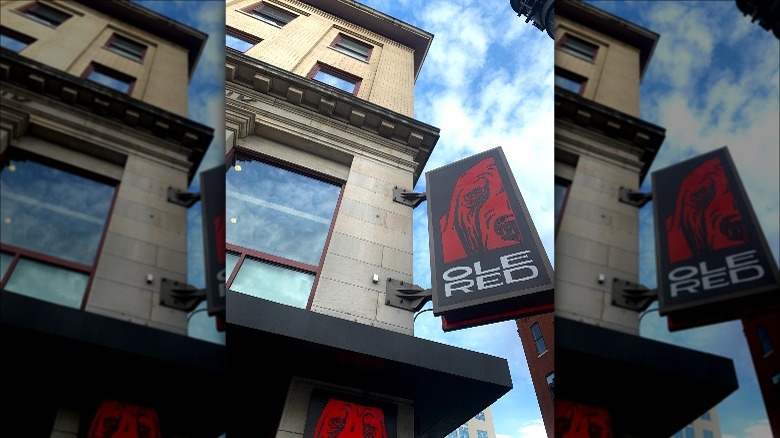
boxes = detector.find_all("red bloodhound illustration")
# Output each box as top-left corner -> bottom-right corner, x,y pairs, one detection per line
555,400 -> 612,438
440,157 -> 522,263
88,400 -> 160,438
313,399 -> 387,438
665,156 -> 747,263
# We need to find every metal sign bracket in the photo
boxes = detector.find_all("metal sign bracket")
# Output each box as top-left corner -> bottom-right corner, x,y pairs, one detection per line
160,278 -> 206,312
393,187 -> 426,208
618,186 -> 652,208
385,278 -> 432,312
611,277 -> 658,312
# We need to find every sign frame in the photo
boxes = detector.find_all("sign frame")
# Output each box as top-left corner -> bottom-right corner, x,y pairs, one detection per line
200,164 -> 227,316
652,146 -> 780,330
426,147 -> 554,330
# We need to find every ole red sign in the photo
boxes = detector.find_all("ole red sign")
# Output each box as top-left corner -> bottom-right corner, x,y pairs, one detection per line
652,147 -> 780,330
426,147 -> 554,331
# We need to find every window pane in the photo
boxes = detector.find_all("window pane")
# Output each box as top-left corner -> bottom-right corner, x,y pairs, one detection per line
187,300 -> 226,345
555,74 -> 582,93
4,258 -> 88,308
458,425 -> 469,438
226,252 -> 240,279
531,322 -> 543,339
1,252 -> 13,279
0,33 -> 30,52
226,34 -> 254,52
314,69 -> 357,93
334,37 -> 370,61
88,68 -> 132,93
226,158 -> 340,265
252,5 -> 295,26
25,4 -> 71,26
555,180 -> 569,228
535,337 -> 547,354
109,35 -> 145,61
1,158 -> 115,265
230,257 -> 314,308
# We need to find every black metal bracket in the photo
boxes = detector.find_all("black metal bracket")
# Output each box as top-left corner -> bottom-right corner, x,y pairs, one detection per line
611,278 -> 658,312
167,186 -> 201,208
618,186 -> 652,208
393,187 -> 426,208
160,278 -> 206,312
385,278 -> 432,312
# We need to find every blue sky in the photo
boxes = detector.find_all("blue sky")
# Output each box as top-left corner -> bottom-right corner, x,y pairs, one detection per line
138,1 -> 777,438
583,2 -> 779,438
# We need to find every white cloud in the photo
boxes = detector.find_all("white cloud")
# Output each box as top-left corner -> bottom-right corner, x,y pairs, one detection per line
722,419 -> 773,438
517,419 -> 548,438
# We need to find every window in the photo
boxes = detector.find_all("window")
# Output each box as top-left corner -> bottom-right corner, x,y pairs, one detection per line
458,425 -> 469,438
19,3 -> 71,27
0,27 -> 36,52
559,34 -> 599,62
700,411 -> 711,421
477,431 -> 488,438
308,63 -> 362,95
758,323 -> 774,355
474,412 -> 485,421
106,34 -> 147,62
683,426 -> 695,438
225,151 -> 342,309
331,34 -> 372,62
531,322 -> 547,355
243,2 -> 297,27
446,431 -> 458,438
702,430 -> 714,438
83,63 -> 135,94
1,150 -> 116,309
554,177 -> 570,233
546,371 -> 555,399
554,70 -> 587,95
226,27 -> 261,53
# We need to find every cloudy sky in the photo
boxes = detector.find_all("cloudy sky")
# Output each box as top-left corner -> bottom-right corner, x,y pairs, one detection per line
139,1 -> 777,437
582,2 -> 779,438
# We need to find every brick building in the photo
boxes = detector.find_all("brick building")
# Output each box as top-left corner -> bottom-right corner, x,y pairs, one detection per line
223,0 -> 512,436
1,1 -> 224,436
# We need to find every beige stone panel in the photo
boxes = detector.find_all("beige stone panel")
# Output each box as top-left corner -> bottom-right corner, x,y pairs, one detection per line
156,246 -> 187,276
554,278 -> 605,323
311,278 -> 379,322
107,214 -> 186,252
320,252 -> 383,292
86,277 -> 153,320
382,246 -> 413,276
560,211 -> 637,253
125,154 -> 190,187
143,42 -> 189,116
327,232 -> 384,266
555,231 -> 609,265
350,156 -> 415,189
562,197 -> 636,237
94,252 -> 183,291
240,135 -> 351,181
342,183 -> 412,218
275,431 -> 302,438
277,379 -> 311,434
100,232 -> 159,265
555,252 -> 614,296
332,214 -> 413,253
397,401 -> 415,438
369,43 -> 414,116
13,136 -> 124,180
114,184 -> 185,217
376,292 -> 414,334
607,246 -> 639,275
594,41 -> 641,117
51,407 -> 80,434
254,10 -> 331,72
600,296 -> 641,335
150,290 -> 188,330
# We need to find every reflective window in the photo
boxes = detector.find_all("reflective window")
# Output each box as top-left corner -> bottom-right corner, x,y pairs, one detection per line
531,322 -> 547,355
546,371 -> 555,399
683,426 -> 695,438
331,34 -> 372,62
475,412 -> 485,421
0,27 -> 35,52
702,430 -> 714,438
700,411 -> 711,421
554,178 -> 570,231
1,151 -> 116,309
758,323 -> 774,355
227,34 -> 254,52
458,425 -> 470,438
107,34 -> 147,62
559,34 -> 598,62
20,3 -> 71,27
187,301 -> 226,345
1,252 -> 13,279
309,64 -> 361,94
477,431 -> 488,438
554,72 -> 586,94
85,64 -> 135,94
226,152 -> 342,310
245,3 -> 297,27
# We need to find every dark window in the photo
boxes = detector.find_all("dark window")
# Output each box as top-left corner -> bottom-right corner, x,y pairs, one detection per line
476,431 -> 488,438
243,2 -> 297,27
308,63 -> 362,94
546,371 -> 555,399
700,411 -> 711,421
559,34 -> 599,62
458,426 -> 469,438
531,322 -> 547,355
683,426 -> 695,438
225,151 -> 342,309
83,63 -> 135,94
758,323 -> 774,355
0,149 -> 116,309
331,34 -> 372,62
106,34 -> 147,62
226,27 -> 261,53
554,177 -> 570,233
474,412 -> 485,421
702,430 -> 714,438
0,27 -> 36,52
554,70 -> 587,94
19,3 -> 71,27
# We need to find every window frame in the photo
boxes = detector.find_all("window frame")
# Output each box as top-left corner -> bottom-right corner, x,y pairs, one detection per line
104,33 -> 147,62
0,148 -> 119,310
554,69 -> 588,95
241,2 -> 297,27
558,34 -> 599,63
554,176 -> 572,237
531,321 -> 547,356
224,149 -> 344,310
330,33 -> 373,62
0,26 -> 36,53
82,62 -> 136,95
307,62 -> 363,95
225,26 -> 262,53
758,323 -> 774,356
17,2 -> 72,27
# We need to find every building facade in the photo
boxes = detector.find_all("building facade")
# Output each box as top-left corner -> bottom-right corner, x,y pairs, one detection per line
1,1 -> 224,436
516,313 -> 554,437
671,407 -> 723,438
552,2 -> 738,437
742,311 -> 780,436
224,1 -> 512,436
445,407 -> 498,438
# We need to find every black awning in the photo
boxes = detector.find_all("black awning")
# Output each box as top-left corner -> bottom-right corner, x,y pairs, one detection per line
556,317 -> 739,437
225,291 -> 513,438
